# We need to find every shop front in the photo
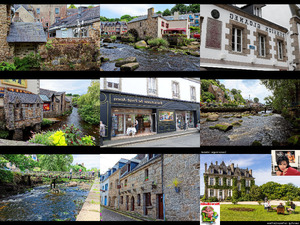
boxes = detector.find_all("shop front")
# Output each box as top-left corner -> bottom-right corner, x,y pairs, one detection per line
100,90 -> 200,140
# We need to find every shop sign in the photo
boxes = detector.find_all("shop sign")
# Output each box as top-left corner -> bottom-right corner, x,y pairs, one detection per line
1,79 -> 27,88
159,111 -> 174,121
112,95 -> 164,106
43,103 -> 50,111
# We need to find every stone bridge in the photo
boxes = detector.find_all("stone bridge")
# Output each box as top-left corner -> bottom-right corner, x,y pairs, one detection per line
24,170 -> 95,180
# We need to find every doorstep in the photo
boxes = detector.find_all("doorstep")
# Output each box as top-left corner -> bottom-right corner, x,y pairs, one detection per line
101,128 -> 197,148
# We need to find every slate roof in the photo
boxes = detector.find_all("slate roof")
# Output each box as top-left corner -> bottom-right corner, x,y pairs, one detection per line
6,91 -> 43,104
7,22 -> 47,43
65,96 -> 71,103
40,88 -> 64,103
49,6 -> 100,31
101,21 -> 127,26
13,4 -> 33,12
206,161 -> 254,178
39,94 -> 50,102
128,13 -> 188,24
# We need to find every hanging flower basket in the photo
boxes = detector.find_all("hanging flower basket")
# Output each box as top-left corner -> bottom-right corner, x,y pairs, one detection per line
175,187 -> 180,193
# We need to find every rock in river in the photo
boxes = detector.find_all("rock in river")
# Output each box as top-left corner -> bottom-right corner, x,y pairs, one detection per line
103,38 -> 114,43
209,123 -> 233,132
67,182 -> 78,187
120,62 -> 140,71
115,57 -> 137,67
206,114 -> 219,122
134,40 -> 148,49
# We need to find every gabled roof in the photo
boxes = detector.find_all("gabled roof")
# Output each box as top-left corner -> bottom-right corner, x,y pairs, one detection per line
49,6 -> 100,31
7,22 -> 47,43
40,88 -> 65,99
6,91 -> 43,104
39,94 -> 50,102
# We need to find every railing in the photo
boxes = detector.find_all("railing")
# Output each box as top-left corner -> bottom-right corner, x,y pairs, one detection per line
23,171 -> 96,179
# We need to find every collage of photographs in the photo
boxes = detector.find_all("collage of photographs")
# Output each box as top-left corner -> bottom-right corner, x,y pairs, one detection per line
1,2 -> 300,225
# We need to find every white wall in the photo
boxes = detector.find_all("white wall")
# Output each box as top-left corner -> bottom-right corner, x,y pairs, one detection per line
100,178 -> 109,205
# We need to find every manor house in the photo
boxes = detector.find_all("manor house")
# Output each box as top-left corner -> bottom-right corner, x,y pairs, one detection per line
203,161 -> 255,201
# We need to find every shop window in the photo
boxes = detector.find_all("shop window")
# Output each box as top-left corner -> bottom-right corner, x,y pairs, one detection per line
145,169 -> 149,181
259,35 -> 266,57
148,78 -> 157,95
190,86 -> 196,101
278,40 -> 283,60
137,194 -> 141,206
172,81 -> 180,98
232,27 -> 243,52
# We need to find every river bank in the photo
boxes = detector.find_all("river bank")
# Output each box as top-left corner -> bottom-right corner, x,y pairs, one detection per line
100,39 -> 200,71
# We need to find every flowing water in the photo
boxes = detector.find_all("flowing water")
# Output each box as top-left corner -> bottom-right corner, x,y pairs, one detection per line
0,184 -> 89,221
41,107 -> 100,146
100,41 -> 200,71
200,111 -> 292,146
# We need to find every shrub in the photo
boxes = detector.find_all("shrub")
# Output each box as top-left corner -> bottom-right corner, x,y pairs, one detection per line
14,52 -> 41,71
78,105 -> 100,124
110,35 -> 117,41
0,61 -> 16,71
28,130 -> 56,145
0,130 -> 9,139
41,119 -> 53,126
207,196 -> 219,202
49,131 -> 67,146
147,38 -> 169,48
232,199 -> 238,204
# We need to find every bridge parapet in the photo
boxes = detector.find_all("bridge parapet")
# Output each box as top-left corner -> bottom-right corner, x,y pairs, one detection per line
23,171 -> 95,180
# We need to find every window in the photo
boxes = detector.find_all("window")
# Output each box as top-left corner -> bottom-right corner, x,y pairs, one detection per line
55,8 -> 59,14
219,190 -> 223,199
210,189 -> 214,197
161,21 -> 164,27
148,78 -> 157,94
278,40 -> 283,60
137,194 -> 141,206
145,193 -> 152,206
105,183 -> 108,191
110,182 -> 113,188
227,179 -> 231,186
237,176 -> 240,180
172,81 -> 180,98
127,164 -> 131,172
148,154 -> 154,160
190,86 -> 196,101
45,23 -> 49,27
219,169 -> 222,174
246,180 -> 250,187
228,189 -> 231,197
227,171 -> 231,175
37,8 -> 40,14
140,22 -> 142,27
211,168 -> 214,173
209,177 -> 214,185
218,178 -> 222,185
121,196 -> 123,204
115,179 -> 118,187
145,169 -> 149,181
166,23 -> 169,28
232,27 -> 242,52
238,183 -> 241,191
254,6 -> 261,17
125,179 -> 127,187
259,35 -> 266,57
106,78 -> 120,90
161,29 -> 163,34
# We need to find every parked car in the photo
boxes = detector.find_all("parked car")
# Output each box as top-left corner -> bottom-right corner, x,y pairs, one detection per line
196,121 -> 200,132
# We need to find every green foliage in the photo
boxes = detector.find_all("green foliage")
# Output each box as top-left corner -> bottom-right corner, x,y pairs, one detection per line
61,124 -> 95,146
0,169 -> 14,183
162,9 -> 171,16
37,154 -> 73,172
28,131 -> 56,145
202,91 -> 216,102
68,4 -> 77,9
41,119 -> 53,126
14,52 -> 41,71
0,61 -> 16,71
0,130 -> 9,139
110,35 -> 117,41
77,81 -> 100,124
254,97 -> 259,103
147,38 -> 169,48
0,154 -> 39,171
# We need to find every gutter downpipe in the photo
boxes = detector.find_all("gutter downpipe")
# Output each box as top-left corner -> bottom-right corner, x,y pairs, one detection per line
162,154 -> 166,221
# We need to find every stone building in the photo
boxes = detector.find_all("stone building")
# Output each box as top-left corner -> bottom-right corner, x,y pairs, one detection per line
12,5 -> 35,22
0,79 -> 43,140
101,21 -> 127,35
203,161 -> 255,201
127,8 -> 190,40
0,4 -> 14,62
102,154 -> 200,221
39,88 -> 71,118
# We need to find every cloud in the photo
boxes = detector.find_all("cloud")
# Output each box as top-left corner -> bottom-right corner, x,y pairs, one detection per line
101,4 -> 153,18
72,154 -> 100,170
100,154 -> 136,173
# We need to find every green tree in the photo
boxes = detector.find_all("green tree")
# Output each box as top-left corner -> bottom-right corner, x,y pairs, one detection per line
88,5 -> 94,8
187,4 -> 200,13
0,154 -> 38,171
120,14 -> 133,22
77,80 -> 100,124
70,164 -> 86,172
254,97 -> 259,103
162,9 -> 171,16
156,11 -> 162,14
171,4 -> 188,14
249,185 -> 263,201
231,88 -> 238,95
37,154 -> 73,171
100,16 -> 109,22
68,4 -> 77,9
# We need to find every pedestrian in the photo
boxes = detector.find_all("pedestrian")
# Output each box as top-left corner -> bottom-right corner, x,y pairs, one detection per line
100,121 -> 106,146
134,118 -> 139,134
92,170 -> 95,177
79,168 -> 82,176
70,168 -> 72,179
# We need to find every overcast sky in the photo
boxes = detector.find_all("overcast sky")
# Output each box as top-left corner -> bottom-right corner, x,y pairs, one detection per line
72,154 -> 100,170
40,79 -> 94,95
100,154 -> 136,174
100,4 -> 176,18
219,79 -> 273,104
200,154 -> 300,195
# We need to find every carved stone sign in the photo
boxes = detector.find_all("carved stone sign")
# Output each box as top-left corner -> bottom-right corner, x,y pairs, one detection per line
205,17 -> 222,49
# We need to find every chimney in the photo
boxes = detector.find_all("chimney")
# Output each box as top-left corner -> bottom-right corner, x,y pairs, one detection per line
148,7 -> 154,20
205,163 -> 207,172
249,169 -> 252,176
215,161 -> 218,165
174,11 -> 179,20
230,163 -> 234,172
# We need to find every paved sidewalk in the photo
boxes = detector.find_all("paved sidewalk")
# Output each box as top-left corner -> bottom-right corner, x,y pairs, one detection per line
101,128 -> 198,148
76,178 -> 100,221
0,139 -> 44,146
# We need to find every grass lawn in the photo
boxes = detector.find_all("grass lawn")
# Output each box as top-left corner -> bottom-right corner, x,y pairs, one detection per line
221,204 -> 300,221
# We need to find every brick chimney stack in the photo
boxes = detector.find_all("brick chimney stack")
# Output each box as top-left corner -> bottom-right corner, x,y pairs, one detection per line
205,163 -> 207,172
148,8 -> 154,20
174,11 -> 179,20
249,169 -> 252,176
215,161 -> 218,165
230,163 -> 234,172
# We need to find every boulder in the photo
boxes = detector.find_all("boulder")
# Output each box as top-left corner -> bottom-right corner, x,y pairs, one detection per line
103,38 -> 113,43
115,57 -> 137,67
206,114 -> 219,122
188,51 -> 200,57
235,114 -> 242,118
190,41 -> 200,45
209,123 -> 233,132
187,45 -> 200,50
231,121 -> 242,126
120,62 -> 140,72
67,182 -> 77,187
134,40 -> 148,49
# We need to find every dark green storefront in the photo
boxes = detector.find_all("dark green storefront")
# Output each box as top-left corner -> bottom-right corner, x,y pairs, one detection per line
100,90 -> 200,140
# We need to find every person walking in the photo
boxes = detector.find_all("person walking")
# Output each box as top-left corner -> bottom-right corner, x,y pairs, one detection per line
134,119 -> 139,134
79,168 -> 82,177
69,168 -> 73,180
100,121 -> 106,146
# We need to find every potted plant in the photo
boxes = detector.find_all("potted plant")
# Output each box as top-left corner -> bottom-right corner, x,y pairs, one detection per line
145,177 -> 149,181
152,181 -> 157,189
167,178 -> 182,193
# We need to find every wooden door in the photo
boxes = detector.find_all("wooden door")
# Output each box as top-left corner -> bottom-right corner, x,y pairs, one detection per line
158,194 -> 164,219
126,195 -> 129,210
131,196 -> 134,211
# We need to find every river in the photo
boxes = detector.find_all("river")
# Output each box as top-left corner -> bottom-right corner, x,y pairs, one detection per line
36,107 -> 99,146
0,184 -> 89,221
200,111 -> 292,146
100,41 -> 200,71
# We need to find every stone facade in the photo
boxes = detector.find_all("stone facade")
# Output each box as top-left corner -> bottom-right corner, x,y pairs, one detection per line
208,84 -> 226,103
163,154 -> 200,221
101,21 -> 127,35
0,5 -> 14,62
203,161 -> 255,201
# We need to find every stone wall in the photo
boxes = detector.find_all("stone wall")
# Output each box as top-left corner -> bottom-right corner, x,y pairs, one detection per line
163,154 -> 200,221
89,21 -> 100,48
108,169 -> 120,209
119,156 -> 163,219
127,17 -> 158,40
38,37 -> 100,71
0,5 -> 14,62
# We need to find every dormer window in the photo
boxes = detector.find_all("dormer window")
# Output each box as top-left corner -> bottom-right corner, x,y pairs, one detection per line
148,154 -> 153,160
227,171 -> 230,175
210,168 -> 214,173
219,169 -> 222,174
254,6 -> 262,17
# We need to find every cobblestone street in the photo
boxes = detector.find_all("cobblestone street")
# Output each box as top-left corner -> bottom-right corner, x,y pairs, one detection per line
101,207 -> 139,221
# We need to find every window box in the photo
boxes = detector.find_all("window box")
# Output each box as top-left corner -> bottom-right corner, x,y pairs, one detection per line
145,177 -> 149,181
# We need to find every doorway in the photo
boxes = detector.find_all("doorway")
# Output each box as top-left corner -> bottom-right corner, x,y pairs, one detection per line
157,194 -> 164,219
131,196 -> 135,211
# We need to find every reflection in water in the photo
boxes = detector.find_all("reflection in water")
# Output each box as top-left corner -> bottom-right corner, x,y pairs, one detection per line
0,185 -> 89,221
42,107 -> 99,146
100,42 -> 200,71
200,111 -> 292,146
